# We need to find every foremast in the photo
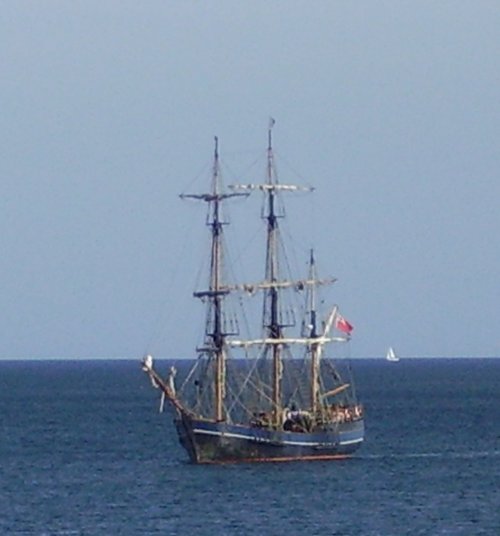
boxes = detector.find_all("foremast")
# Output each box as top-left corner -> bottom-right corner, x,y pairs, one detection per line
209,137 -> 225,421
181,137 -> 244,422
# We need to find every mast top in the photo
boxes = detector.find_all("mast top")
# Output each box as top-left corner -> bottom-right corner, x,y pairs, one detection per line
230,119 -> 314,194
181,136 -> 248,204
310,248 -> 315,266
268,117 -> 275,152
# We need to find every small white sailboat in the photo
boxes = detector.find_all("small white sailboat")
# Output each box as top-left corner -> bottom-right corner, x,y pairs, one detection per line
386,347 -> 399,362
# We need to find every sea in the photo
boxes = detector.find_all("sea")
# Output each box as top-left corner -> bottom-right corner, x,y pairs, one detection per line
1,358 -> 499,535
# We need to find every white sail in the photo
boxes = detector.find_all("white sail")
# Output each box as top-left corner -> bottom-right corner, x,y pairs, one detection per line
386,347 -> 399,362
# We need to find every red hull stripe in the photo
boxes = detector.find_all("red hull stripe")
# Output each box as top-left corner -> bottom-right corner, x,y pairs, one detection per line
199,454 -> 352,464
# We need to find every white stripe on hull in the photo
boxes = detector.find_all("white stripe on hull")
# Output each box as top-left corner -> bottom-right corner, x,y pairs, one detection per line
192,427 -> 363,447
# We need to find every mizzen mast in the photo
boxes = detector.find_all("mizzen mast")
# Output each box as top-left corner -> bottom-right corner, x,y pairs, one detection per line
306,249 -> 321,414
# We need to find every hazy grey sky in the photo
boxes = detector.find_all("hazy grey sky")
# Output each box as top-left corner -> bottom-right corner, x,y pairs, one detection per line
1,1 -> 499,358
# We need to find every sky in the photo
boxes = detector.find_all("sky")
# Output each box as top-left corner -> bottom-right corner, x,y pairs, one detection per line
1,1 -> 499,359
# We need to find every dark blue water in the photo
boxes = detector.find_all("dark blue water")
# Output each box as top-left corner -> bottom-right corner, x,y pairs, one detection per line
1,359 -> 499,535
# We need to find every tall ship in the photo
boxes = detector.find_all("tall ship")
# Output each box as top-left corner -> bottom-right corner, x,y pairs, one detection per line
142,123 -> 364,463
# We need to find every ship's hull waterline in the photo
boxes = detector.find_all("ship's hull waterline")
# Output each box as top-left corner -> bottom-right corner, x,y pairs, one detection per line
175,414 -> 365,464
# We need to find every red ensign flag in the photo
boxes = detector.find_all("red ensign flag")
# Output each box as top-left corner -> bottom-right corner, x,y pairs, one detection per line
335,313 -> 353,334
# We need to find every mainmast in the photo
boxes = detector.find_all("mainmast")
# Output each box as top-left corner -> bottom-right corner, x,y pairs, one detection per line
264,121 -> 283,426
227,121 -> 321,426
